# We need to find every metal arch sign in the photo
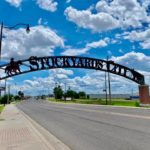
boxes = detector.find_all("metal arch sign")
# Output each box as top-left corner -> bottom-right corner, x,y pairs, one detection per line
0,56 -> 145,85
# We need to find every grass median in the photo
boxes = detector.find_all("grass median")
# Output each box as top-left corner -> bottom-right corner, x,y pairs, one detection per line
48,98 -> 140,107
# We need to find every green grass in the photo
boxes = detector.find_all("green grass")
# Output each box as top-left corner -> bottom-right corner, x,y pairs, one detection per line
48,98 -> 140,107
0,105 -> 4,113
111,100 -> 140,107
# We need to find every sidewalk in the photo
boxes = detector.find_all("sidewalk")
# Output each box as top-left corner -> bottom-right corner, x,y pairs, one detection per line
0,104 -> 70,150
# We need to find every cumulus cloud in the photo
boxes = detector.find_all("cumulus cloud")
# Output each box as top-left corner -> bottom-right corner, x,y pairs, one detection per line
86,40 -> 107,48
64,6 -> 119,32
2,25 -> 64,60
96,0 -> 150,28
36,0 -> 58,12
62,39 -> 108,56
19,67 -> 141,96
5,0 -> 58,12
124,29 -> 150,49
19,69 -> 74,95
111,51 -> 150,72
65,0 -> 150,32
5,0 -> 22,7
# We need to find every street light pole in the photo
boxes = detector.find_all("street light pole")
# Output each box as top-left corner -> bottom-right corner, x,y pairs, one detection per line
0,22 -> 30,60
0,22 -> 3,60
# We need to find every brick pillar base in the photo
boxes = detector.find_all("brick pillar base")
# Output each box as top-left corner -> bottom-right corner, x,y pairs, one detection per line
139,85 -> 150,106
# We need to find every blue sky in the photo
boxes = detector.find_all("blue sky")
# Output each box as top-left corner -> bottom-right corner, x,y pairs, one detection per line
0,0 -> 150,95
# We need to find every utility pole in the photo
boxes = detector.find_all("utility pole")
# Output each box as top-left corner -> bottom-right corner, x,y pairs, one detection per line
55,82 -> 58,99
107,56 -> 112,104
7,85 -> 10,104
104,71 -> 108,105
64,82 -> 67,101
4,79 -> 7,95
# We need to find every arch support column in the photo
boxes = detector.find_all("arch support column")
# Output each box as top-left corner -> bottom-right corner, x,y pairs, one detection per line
139,85 -> 150,106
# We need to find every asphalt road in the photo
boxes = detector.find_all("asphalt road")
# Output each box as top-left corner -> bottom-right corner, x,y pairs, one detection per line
17,99 -> 150,150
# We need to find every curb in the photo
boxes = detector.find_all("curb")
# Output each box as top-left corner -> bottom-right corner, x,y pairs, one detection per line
18,107 -> 71,150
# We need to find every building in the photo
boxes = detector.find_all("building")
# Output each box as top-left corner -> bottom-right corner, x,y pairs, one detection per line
89,94 -> 139,99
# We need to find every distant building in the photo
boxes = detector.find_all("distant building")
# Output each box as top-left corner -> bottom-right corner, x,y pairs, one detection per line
89,94 -> 139,99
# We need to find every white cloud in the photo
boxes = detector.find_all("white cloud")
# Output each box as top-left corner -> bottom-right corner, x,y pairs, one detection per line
111,51 -> 150,72
38,18 -> 48,25
5,0 -> 22,7
20,68 -> 141,96
65,1 -> 150,32
36,0 -> 58,12
86,40 -> 107,48
38,18 -> 42,25
64,6 -> 119,32
124,29 -> 150,49
118,49 -> 124,53
2,25 -> 64,60
50,68 -> 74,76
96,0 -> 150,28
20,69 -> 74,95
125,29 -> 150,41
62,39 -> 108,56
5,0 -> 58,11
142,0 -> 150,9
66,0 -> 71,3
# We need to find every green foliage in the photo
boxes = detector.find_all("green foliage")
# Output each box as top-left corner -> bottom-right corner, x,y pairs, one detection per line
66,90 -> 79,99
74,92 -> 79,99
53,87 -> 87,100
53,85 -> 63,99
14,95 -> 21,100
78,91 -> 86,99
0,94 -> 14,104
18,91 -> 24,98
135,101 -> 140,107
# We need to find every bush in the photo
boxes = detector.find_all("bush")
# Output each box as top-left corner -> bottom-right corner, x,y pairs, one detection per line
135,101 -> 140,107
0,94 -> 14,104
14,95 -> 21,101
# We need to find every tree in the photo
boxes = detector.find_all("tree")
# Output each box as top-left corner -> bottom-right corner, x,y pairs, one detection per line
78,91 -> 86,99
18,91 -> 24,99
14,95 -> 21,100
66,89 -> 79,99
0,94 -> 14,105
53,85 -> 63,99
